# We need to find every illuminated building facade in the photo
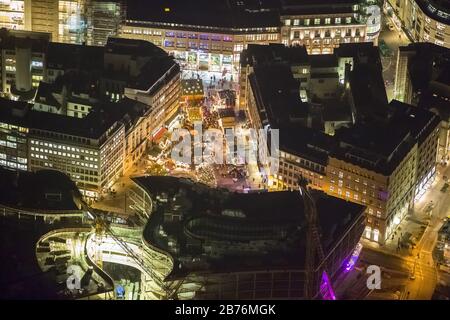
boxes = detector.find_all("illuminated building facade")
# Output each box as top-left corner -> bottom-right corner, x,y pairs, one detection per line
386,0 -> 450,48
319,103 -> 439,245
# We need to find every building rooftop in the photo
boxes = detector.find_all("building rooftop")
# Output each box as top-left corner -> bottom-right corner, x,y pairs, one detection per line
398,42 -> 450,120
281,0 -> 360,15
134,176 -> 365,277
401,43 -> 450,93
34,82 -> 63,109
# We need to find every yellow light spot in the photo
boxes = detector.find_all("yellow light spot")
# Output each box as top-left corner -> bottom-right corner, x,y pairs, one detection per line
164,8 -> 170,12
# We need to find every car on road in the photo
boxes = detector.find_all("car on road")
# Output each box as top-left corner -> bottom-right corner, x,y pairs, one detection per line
388,23 -> 395,31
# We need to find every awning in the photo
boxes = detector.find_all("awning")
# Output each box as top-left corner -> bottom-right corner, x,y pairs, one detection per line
152,127 -> 168,142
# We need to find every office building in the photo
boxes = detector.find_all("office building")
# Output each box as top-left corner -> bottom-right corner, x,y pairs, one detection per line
0,99 -> 29,171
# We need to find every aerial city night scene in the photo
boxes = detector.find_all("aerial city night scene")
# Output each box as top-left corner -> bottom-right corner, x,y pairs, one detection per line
0,0 -> 449,309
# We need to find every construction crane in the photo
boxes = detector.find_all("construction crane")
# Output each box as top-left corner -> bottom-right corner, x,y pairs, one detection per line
298,177 -> 335,300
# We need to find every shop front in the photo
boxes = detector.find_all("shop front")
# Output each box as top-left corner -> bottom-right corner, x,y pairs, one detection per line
414,166 -> 437,202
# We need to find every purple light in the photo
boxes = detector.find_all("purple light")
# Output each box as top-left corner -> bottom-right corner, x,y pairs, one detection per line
344,243 -> 363,273
320,271 -> 336,300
